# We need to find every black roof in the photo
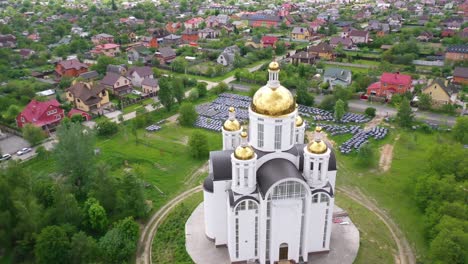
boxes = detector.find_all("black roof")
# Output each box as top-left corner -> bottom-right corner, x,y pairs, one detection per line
446,45 -> 468,54
227,190 -> 259,208
203,176 -> 213,193
210,150 -> 233,181
257,158 -> 305,197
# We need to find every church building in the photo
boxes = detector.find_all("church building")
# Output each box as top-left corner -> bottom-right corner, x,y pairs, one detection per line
202,61 -> 337,264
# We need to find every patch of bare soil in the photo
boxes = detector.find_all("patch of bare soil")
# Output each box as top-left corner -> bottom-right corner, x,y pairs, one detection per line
379,144 -> 394,172
166,114 -> 179,124
365,116 -> 384,130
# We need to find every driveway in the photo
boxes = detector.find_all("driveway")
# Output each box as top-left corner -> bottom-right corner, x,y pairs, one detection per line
0,134 -> 30,155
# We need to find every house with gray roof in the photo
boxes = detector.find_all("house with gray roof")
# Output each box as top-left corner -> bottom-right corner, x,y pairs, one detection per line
217,45 -> 240,66
323,68 -> 352,89
100,71 -> 132,96
127,66 -> 154,87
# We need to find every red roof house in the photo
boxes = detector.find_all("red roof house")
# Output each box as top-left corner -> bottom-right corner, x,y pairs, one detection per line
261,36 -> 279,48
55,59 -> 89,78
367,72 -> 412,97
68,109 -> 92,121
16,99 -> 65,130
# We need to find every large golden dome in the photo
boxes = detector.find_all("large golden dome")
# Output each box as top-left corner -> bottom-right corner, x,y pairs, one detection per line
251,85 -> 295,116
234,132 -> 255,160
223,107 -> 241,131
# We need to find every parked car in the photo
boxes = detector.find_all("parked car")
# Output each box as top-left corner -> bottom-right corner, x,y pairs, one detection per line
0,154 -> 12,161
16,147 -> 32,156
132,90 -> 142,96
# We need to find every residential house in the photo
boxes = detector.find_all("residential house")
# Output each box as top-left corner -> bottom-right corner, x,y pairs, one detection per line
79,71 -> 99,81
161,34 -> 181,46
91,33 -> 114,45
148,36 -> 159,48
291,27 -> 310,40
66,82 -> 110,113
240,13 -> 291,28
309,18 -> 326,32
217,45 -> 240,66
184,17 -> 204,29
307,43 -> 335,60
127,45 -> 153,64
90,43 -> 120,57
0,34 -> 16,48
155,47 -> 176,64
261,36 -> 279,48
441,29 -> 456,38
418,15 -> 429,25
348,30 -> 369,44
100,72 -> 132,96
422,79 -> 458,105
290,51 -> 318,65
387,14 -> 403,31
19,48 -> 35,59
329,37 -> 353,49
205,16 -> 220,28
459,28 -> 468,39
127,66 -> 154,87
198,28 -> 220,39
107,64 -> 128,76
141,78 -> 159,95
16,99 -> 65,130
453,67 -> 468,85
367,72 -> 412,97
445,45 -> 468,62
166,22 -> 182,33
27,33 -> 40,42
416,31 -> 434,42
68,109 -> 91,121
55,59 -> 88,78
323,68 -> 352,89
443,17 -> 462,30
182,29 -> 199,43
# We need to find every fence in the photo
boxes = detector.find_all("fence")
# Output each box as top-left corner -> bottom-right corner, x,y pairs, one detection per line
412,60 -> 444,67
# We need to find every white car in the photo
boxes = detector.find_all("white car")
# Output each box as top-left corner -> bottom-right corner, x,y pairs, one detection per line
339,221 -> 350,225
0,154 -> 11,161
132,90 -> 142,96
16,147 -> 32,156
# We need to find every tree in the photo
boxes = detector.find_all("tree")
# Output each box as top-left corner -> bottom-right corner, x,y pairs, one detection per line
22,123 -> 45,146
189,131 -> 209,159
84,198 -> 108,234
171,57 -> 188,73
196,82 -> 208,97
99,217 -> 139,263
296,83 -> 314,106
275,41 -> 286,55
357,144 -> 374,167
69,232 -> 100,264
2,104 -> 20,124
70,114 -> 84,123
365,107 -> 376,117
96,119 -> 118,137
158,77 -> 174,111
453,116 -> 468,144
318,95 -> 336,111
334,99 -> 345,122
111,0 -> 117,10
418,93 -> 432,111
35,225 -> 70,264
117,173 -> 148,218
54,123 -> 95,198
212,82 -> 228,95
90,56 -> 120,75
188,88 -> 199,101
172,78 -> 185,104
178,103 -> 198,127
396,98 -> 414,128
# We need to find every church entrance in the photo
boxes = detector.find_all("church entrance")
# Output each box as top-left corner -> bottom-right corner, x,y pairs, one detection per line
279,243 -> 288,261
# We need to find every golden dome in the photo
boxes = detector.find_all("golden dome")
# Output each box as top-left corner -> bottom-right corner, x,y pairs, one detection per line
251,85 -> 295,116
223,119 -> 241,131
234,132 -> 255,160
296,115 -> 304,127
269,61 -> 280,71
228,107 -> 235,112
307,140 -> 328,154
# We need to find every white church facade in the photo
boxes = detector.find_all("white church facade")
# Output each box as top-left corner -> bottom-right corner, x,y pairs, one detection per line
202,61 -> 338,264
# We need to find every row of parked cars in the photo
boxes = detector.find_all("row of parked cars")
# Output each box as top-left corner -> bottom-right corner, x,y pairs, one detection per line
0,147 -> 32,162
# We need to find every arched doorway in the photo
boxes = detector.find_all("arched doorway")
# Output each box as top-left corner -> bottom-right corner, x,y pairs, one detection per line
279,243 -> 288,261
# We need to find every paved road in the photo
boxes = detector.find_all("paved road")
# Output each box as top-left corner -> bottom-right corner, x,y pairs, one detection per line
314,95 -> 457,126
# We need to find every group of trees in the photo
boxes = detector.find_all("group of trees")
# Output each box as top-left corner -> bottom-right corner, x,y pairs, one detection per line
158,76 -> 186,111
0,122 -> 147,263
414,143 -> 467,264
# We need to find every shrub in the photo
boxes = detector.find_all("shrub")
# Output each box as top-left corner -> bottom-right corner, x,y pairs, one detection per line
96,119 -> 118,137
365,107 -> 376,117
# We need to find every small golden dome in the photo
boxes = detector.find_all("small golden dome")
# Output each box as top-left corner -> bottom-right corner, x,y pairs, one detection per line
228,107 -> 235,112
251,85 -> 295,116
296,115 -> 304,127
223,119 -> 241,131
269,61 -> 279,71
315,126 -> 322,133
307,140 -> 328,154
234,132 -> 255,160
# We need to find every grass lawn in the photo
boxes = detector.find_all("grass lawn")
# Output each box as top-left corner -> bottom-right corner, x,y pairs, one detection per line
122,98 -> 154,114
152,192 -> 202,264
323,63 -> 371,75
336,194 -> 396,264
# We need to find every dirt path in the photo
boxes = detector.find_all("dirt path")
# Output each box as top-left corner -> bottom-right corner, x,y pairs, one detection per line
378,134 -> 400,172
365,116 -> 384,130
338,186 -> 416,264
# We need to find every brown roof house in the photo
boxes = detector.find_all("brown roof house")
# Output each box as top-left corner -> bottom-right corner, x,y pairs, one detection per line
307,43 -> 335,60
155,47 -> 176,64
66,82 -> 110,113
100,72 -> 132,96
453,67 -> 468,85
127,66 -> 154,87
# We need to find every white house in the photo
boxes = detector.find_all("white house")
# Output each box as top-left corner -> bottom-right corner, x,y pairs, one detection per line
203,62 -> 337,264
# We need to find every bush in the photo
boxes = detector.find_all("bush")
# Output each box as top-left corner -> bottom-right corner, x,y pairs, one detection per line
96,119 -> 118,137
188,88 -> 199,102
178,103 -> 198,127
365,107 -> 376,117
23,123 -> 46,146
188,131 -> 209,159
356,144 -> 375,167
